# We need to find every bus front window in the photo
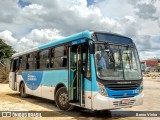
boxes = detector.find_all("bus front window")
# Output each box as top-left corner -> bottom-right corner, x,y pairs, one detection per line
121,46 -> 142,80
95,43 -> 142,80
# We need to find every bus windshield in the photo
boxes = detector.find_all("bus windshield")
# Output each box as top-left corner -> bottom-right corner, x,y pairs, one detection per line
95,43 -> 142,80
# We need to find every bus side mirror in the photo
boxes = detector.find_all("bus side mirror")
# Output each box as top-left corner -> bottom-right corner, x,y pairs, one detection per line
89,43 -> 95,54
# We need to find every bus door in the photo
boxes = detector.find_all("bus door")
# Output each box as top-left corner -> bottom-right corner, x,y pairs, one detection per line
9,58 -> 19,90
68,43 -> 87,106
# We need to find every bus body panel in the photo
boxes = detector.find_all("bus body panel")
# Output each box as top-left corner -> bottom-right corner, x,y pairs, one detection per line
41,85 -> 55,100
25,80 -> 33,95
84,78 -> 92,109
16,70 -> 94,104
92,91 -> 144,110
20,70 -> 68,100
17,73 -> 24,91
41,70 -> 68,88
9,72 -> 17,90
41,70 -> 68,100
106,87 -> 140,98
33,84 -> 41,97
90,54 -> 99,91
90,54 -> 99,109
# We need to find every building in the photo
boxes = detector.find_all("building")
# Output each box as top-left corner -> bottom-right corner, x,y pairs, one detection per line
141,59 -> 159,72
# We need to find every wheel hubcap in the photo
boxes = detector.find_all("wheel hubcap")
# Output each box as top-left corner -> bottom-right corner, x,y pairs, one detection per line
59,92 -> 68,105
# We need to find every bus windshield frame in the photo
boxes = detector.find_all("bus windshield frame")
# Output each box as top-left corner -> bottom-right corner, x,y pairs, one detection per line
94,33 -> 142,81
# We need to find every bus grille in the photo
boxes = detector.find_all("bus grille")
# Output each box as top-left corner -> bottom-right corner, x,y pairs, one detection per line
111,94 -> 135,98
106,83 -> 139,90
113,99 -> 135,107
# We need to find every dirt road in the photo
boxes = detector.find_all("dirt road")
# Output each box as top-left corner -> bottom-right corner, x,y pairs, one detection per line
0,78 -> 160,120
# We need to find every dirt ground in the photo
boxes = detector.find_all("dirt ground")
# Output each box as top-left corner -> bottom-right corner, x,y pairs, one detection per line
0,78 -> 160,120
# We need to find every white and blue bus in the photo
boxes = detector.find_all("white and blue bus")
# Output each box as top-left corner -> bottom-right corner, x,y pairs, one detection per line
9,30 -> 143,110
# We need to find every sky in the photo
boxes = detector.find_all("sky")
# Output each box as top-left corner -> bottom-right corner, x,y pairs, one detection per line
0,0 -> 160,60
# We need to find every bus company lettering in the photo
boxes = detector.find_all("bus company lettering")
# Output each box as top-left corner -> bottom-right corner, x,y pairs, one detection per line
27,74 -> 37,81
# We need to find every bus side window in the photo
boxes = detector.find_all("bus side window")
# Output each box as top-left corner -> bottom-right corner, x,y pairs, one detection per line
26,55 -> 29,69
21,56 -> 27,70
10,59 -> 18,72
50,45 -> 67,68
54,46 -> 63,67
19,57 -> 22,70
12,59 -> 19,72
40,49 -> 49,69
50,48 -> 55,68
28,53 -> 35,70
19,56 -> 26,70
62,45 -> 67,67
36,52 -> 40,69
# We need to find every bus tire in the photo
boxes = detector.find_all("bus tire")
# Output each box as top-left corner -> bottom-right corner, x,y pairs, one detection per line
20,82 -> 28,98
55,87 -> 74,111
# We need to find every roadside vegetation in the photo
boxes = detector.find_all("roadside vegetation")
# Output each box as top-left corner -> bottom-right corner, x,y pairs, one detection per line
0,39 -> 15,63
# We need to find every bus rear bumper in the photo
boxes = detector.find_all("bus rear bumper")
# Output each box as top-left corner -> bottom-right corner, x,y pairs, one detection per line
92,92 -> 144,110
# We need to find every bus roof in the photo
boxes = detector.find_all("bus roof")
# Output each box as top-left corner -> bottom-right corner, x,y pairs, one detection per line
12,30 -> 92,58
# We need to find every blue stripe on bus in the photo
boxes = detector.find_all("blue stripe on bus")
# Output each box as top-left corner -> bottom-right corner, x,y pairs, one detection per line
84,78 -> 91,91
106,87 -> 140,98
90,54 -> 99,91
22,70 -> 68,90
22,69 -> 92,91
41,70 -> 68,87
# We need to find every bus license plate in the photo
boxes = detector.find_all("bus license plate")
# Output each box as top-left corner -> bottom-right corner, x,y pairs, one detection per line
121,99 -> 130,104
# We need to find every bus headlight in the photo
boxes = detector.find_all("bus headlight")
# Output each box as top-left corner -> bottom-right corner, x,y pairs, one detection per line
139,81 -> 143,94
98,82 -> 108,97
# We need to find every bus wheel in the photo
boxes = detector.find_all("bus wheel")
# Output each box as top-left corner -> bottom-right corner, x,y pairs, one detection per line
55,87 -> 74,110
20,82 -> 28,98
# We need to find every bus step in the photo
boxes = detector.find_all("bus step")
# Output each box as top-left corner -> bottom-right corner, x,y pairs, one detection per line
69,102 -> 85,107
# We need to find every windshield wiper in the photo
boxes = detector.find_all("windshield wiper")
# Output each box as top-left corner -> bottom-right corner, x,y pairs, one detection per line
104,42 -> 115,62
104,42 -> 115,70
126,45 -> 132,70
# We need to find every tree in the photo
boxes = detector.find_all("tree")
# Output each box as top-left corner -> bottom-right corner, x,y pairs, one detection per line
0,39 -> 16,63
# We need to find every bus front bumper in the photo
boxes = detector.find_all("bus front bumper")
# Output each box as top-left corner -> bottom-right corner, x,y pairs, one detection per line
92,92 -> 144,110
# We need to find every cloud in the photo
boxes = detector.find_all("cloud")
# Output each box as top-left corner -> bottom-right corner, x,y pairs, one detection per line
0,0 -> 116,52
139,50 -> 160,60
1,0 -> 122,41
136,35 -> 160,60
135,3 -> 158,20
93,0 -> 143,39
17,0 -> 121,36
0,30 -> 18,46
121,16 -> 140,38
0,0 -> 19,23
16,28 -> 63,52
0,0 -> 160,60
0,29 -> 63,52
